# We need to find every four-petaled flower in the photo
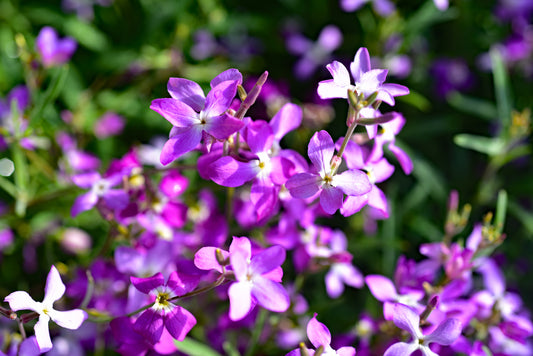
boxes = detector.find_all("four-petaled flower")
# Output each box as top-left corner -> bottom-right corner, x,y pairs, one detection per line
4,266 -> 88,353
286,130 -> 371,214
130,271 -> 197,345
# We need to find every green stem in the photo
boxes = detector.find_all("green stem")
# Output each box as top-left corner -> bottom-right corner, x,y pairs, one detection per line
331,107 -> 359,175
244,308 -> 267,356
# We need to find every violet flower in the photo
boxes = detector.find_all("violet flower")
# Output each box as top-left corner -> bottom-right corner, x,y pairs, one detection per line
317,47 -> 409,106
129,271 -> 197,345
36,27 -> 77,68
4,266 -> 88,353
150,69 -> 244,164
94,112 -> 125,138
286,313 -> 356,356
384,303 -> 462,356
340,0 -> 395,17
285,130 -> 371,214
286,25 -> 343,79
70,170 -> 129,217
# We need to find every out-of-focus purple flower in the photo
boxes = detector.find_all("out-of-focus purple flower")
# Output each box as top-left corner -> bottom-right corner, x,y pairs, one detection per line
0,85 -> 30,120
384,303 -> 462,356
62,0 -> 113,20
70,171 -> 129,217
433,0 -> 449,11
286,25 -> 343,79
36,27 -> 77,68
286,313 -> 356,356
286,130 -> 372,215
4,266 -> 88,353
340,0 -> 395,16
94,112 -> 125,138
0,228 -> 14,251
130,271 -> 197,345
190,29 -> 218,60
430,58 -> 474,97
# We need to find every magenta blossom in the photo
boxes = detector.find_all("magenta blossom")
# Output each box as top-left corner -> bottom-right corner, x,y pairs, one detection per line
286,130 -> 371,214
36,27 -> 77,67
384,303 -> 462,356
150,69 -> 244,164
129,271 -> 197,345
4,266 -> 87,353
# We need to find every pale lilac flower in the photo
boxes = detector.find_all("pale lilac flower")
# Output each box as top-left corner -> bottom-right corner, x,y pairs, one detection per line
286,130 -> 371,214
150,69 -> 244,164
36,27 -> 77,67
317,47 -> 409,106
226,237 -> 290,321
384,303 -> 462,356
434,0 -> 449,10
4,266 -> 88,352
286,313 -> 356,356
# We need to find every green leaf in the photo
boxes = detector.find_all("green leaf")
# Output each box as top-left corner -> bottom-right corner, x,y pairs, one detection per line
454,134 -> 505,156
174,337 -> 224,356
398,90 -> 431,112
447,92 -> 498,121
494,190 -> 507,233
64,18 -> 109,51
490,48 -> 512,131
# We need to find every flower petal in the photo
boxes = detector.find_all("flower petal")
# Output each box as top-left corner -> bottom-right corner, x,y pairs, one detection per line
204,80 -> 238,117
250,245 -> 286,276
166,78 -> 205,112
160,126 -> 203,165
333,169 -> 372,196
4,291 -> 40,312
320,186 -> 344,214
48,309 -> 87,329
131,273 -> 165,294
251,277 -> 290,313
351,47 -> 371,82
286,172 -> 321,199
270,103 -> 302,142
307,314 -> 331,349
210,68 -> 243,88
383,342 -> 419,356
228,281 -> 253,321
425,318 -> 462,346
150,98 -> 199,128
134,309 -> 164,345
392,303 -> 422,340
209,156 -> 258,187
34,314 -> 53,352
164,305 -> 197,341
308,130 -> 334,175
365,274 -> 398,301
71,192 -> 98,217
43,265 -> 66,306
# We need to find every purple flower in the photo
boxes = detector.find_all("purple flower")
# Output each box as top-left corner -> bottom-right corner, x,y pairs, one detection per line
384,303 -> 462,356
317,47 -> 409,106
430,58 -> 474,97
286,25 -> 343,79
286,130 -> 371,214
150,69 -> 244,164
286,313 -> 356,356
70,171 -> 129,217
340,0 -> 395,17
94,112 -> 125,138
36,27 -> 77,67
4,266 -> 88,353
130,271 -> 197,345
